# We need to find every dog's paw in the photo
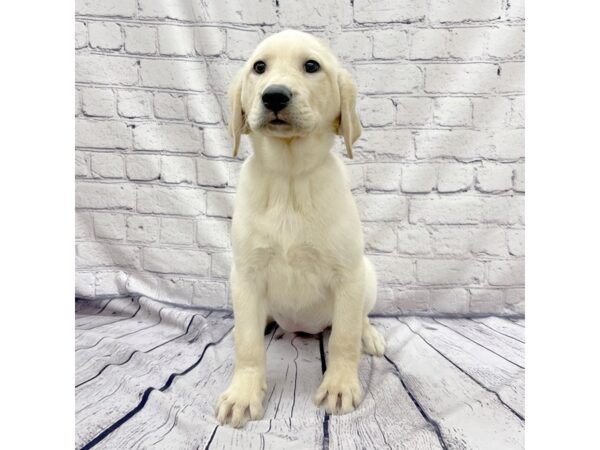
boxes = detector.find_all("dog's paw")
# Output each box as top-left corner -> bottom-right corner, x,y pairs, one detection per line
362,323 -> 386,357
216,370 -> 266,428
315,368 -> 362,415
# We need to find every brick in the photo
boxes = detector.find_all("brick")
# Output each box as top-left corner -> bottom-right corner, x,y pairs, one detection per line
95,271 -> 127,296
358,97 -> 394,127
348,165 -> 364,191
356,194 -> 408,221
160,218 -> 195,244
126,155 -> 160,181
154,93 -> 186,120
437,164 -> 473,192
88,22 -> 122,50
433,97 -> 472,127
197,159 -> 228,187
497,62 -> 524,93
489,260 -> 524,286
356,129 -> 414,160
401,164 -> 437,193
158,25 -> 195,55
143,248 -> 210,275
207,191 -> 234,218
395,289 -> 431,313
410,29 -> 449,59
206,61 -> 244,93
211,252 -> 232,278
197,218 -> 230,248
202,127 -> 231,157
140,59 -> 208,91
365,164 -> 401,191
188,93 -> 222,124
509,96 -> 524,128
123,26 -> 156,55
76,54 -> 138,85
194,27 -> 226,56
76,119 -> 131,149
492,129 -> 524,160
137,185 -> 205,216
353,0 -> 427,23
226,29 -> 263,60
138,0 -> 195,20
81,88 -> 115,118
470,289 -> 504,314
126,274 -> 159,297
472,97 -> 511,128
415,130 -> 490,160
506,0 -> 525,20
133,123 -> 202,153
448,28 -> 488,59
75,22 -> 87,49
94,213 -> 125,240
371,287 -> 396,313
428,0 -> 501,23
369,255 -> 414,284
355,64 -> 422,94
161,156 -> 196,184
513,163 -> 525,192
76,242 -> 140,268
429,289 -> 469,314
363,223 -> 397,253
504,289 -> 524,314
126,215 -> 159,243
91,153 -> 124,178
280,1 -> 351,27
480,196 -> 523,225
507,229 -> 525,257
410,197 -> 482,224
470,227 -> 507,256
330,31 -> 371,61
194,0 -> 277,25
75,89 -> 83,116
76,212 -> 93,239
76,0 -> 136,17
426,63 -> 499,94
158,278 -> 194,303
117,90 -> 153,118
430,227 -> 472,255
417,259 -> 484,285
76,182 -> 135,210
395,97 -> 432,126
487,26 -> 524,58
372,29 -> 408,59
476,163 -> 513,192
75,272 -> 95,298
398,226 -> 431,255
75,152 -> 90,178
193,281 -> 228,308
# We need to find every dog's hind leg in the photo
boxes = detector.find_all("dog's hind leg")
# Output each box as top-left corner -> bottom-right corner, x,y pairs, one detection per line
361,256 -> 386,356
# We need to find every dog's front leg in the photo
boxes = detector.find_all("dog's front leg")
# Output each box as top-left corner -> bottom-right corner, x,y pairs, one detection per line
216,273 -> 267,427
316,271 -> 364,414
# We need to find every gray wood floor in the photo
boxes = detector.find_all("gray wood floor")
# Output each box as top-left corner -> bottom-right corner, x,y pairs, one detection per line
75,297 -> 525,450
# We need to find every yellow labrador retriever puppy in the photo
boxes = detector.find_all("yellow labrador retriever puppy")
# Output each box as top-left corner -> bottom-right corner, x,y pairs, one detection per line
217,29 -> 385,427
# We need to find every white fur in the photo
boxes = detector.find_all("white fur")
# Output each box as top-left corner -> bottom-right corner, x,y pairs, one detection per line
216,30 -> 385,428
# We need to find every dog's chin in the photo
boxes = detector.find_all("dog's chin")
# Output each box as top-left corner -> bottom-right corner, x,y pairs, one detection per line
258,119 -> 308,138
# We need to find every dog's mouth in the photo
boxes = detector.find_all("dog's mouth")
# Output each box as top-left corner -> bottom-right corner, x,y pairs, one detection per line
269,118 -> 289,125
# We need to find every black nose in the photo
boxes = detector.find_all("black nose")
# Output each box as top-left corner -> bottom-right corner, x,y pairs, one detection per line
262,85 -> 292,113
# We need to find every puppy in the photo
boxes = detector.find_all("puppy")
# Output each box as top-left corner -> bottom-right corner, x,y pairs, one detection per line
216,30 -> 385,428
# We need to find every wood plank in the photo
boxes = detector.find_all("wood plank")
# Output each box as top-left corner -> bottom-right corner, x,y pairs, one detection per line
436,319 -> 524,368
326,319 -> 444,450
76,306 -> 196,385
386,320 -> 524,450
472,317 -> 525,343
75,298 -> 112,315
509,318 -> 525,327
400,317 -> 524,418
76,297 -> 140,330
75,311 -> 232,449
95,328 -> 326,450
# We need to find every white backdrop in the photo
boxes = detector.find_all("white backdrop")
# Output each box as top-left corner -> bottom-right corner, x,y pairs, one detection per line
75,0 -> 524,315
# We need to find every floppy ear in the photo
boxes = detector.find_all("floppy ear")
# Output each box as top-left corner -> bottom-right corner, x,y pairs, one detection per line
228,71 -> 248,158
336,69 -> 362,159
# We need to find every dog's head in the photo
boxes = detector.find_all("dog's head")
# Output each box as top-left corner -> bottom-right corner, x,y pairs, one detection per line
228,30 -> 361,159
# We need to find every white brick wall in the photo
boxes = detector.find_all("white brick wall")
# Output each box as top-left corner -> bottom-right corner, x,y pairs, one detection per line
75,0 -> 524,315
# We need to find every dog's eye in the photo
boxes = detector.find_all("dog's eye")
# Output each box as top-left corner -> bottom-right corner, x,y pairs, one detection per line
253,61 -> 267,74
304,60 -> 320,73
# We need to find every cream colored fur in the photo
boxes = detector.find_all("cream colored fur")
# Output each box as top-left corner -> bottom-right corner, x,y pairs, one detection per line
216,30 -> 385,428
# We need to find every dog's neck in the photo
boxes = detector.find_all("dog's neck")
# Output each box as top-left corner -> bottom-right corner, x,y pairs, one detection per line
250,131 -> 336,178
